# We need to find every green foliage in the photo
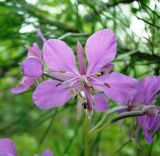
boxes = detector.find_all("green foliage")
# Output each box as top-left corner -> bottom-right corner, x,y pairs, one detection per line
0,0 -> 160,155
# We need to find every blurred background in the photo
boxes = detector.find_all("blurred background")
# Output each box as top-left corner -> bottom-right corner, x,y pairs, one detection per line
0,0 -> 160,155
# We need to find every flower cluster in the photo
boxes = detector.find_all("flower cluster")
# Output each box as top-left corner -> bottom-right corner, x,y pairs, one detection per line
11,28 -> 160,147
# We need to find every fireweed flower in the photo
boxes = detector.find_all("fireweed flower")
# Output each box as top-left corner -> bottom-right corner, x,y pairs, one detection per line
127,76 -> 160,143
0,138 -> 54,156
33,29 -> 137,112
11,43 -> 43,94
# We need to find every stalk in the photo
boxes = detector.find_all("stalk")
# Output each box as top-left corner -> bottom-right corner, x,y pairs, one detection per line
84,110 -> 90,156
91,110 -> 145,135
90,106 -> 128,134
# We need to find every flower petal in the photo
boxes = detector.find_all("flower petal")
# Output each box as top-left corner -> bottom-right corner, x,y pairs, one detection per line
86,29 -> 117,74
22,58 -> 43,78
48,70 -> 74,81
148,115 -> 160,132
134,76 -> 160,105
143,76 -> 160,105
43,39 -> 79,74
137,115 -> 154,143
144,130 -> 153,143
98,63 -> 114,75
92,72 -> 137,104
0,138 -> 17,156
28,43 -> 42,59
137,115 -> 149,130
33,80 -> 74,109
93,93 -> 109,112
42,150 -> 54,156
11,77 -> 34,94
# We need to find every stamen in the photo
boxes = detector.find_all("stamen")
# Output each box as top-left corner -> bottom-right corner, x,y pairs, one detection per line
17,78 -> 27,88
89,76 -> 110,88
49,69 -> 76,77
59,70 -> 66,73
71,89 -> 85,103
95,72 -> 102,76
69,79 -> 79,87
56,83 -> 62,87
18,81 -> 25,88
56,77 -> 79,89
90,86 -> 95,95
82,102 -> 87,109
104,82 -> 110,88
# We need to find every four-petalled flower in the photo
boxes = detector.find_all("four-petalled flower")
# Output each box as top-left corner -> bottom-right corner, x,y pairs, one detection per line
33,29 -> 137,112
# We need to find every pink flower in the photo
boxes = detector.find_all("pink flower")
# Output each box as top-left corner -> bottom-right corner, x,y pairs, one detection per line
11,43 -> 43,94
128,76 -> 160,143
33,29 -> 137,112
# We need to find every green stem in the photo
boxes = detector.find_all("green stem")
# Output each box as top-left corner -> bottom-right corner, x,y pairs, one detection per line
91,110 -> 145,135
84,110 -> 90,156
90,106 -> 128,133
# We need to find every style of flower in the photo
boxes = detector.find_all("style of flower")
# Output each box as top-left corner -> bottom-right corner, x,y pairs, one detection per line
33,29 -> 137,112
127,76 -> 160,143
0,138 -> 54,156
11,43 -> 43,94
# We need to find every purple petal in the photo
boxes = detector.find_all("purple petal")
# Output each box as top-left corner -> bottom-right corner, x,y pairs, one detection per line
92,72 -> 137,104
98,63 -> 114,75
11,77 -> 34,94
134,76 -> 160,105
137,115 -> 149,130
93,93 -> 109,112
143,76 -> 160,105
48,70 -> 74,81
144,130 -> 153,143
0,138 -> 17,156
86,29 -> 117,74
27,43 -> 42,59
148,115 -> 160,132
42,149 -> 54,156
33,80 -> 74,109
22,58 -> 43,78
43,39 -> 79,74
77,41 -> 86,75
132,79 -> 146,105
137,115 -> 154,143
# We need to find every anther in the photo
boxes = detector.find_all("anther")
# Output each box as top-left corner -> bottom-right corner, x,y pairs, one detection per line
56,83 -> 61,87
104,82 -> 110,88
59,70 -> 66,73
82,102 -> 87,109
